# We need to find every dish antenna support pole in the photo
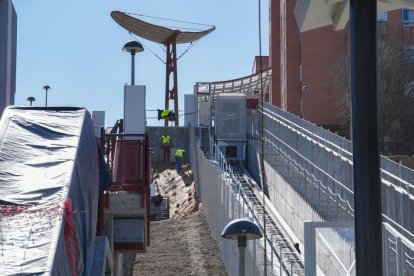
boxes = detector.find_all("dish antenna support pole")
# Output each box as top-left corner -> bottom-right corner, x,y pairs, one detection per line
164,34 -> 179,126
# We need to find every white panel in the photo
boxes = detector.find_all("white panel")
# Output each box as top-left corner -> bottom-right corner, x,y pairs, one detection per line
113,218 -> 145,242
124,85 -> 146,134
184,94 -> 197,127
92,111 -> 105,138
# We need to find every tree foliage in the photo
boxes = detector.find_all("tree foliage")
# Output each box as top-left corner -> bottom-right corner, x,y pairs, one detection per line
335,25 -> 414,155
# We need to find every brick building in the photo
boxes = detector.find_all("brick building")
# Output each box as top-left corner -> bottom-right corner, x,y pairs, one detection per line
270,1 -> 414,133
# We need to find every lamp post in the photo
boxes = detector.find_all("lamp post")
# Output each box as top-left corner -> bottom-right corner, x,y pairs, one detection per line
222,218 -> 263,276
27,96 -> 36,106
301,85 -> 310,119
43,85 -> 51,107
122,41 -> 144,85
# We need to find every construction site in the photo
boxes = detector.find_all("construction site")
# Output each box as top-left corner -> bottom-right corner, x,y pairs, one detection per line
2,0 -> 414,275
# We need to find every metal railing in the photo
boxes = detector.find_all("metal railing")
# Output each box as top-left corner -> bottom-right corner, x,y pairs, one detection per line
189,126 -> 261,275
189,126 -> 305,275
248,102 -> 414,275
254,103 -> 354,221
250,102 -> 414,238
383,222 -> 414,276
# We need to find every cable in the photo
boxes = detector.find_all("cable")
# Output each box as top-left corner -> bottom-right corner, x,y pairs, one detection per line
177,41 -> 200,60
123,11 -> 215,28
129,33 -> 166,64
129,30 -> 198,63
163,25 -> 204,32
258,0 -> 268,274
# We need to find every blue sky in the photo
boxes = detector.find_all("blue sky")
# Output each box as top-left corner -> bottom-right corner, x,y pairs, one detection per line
12,0 -> 269,127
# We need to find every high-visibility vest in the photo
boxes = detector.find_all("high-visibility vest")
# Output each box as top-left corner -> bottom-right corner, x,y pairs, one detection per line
175,149 -> 185,157
161,135 -> 170,144
161,110 -> 170,118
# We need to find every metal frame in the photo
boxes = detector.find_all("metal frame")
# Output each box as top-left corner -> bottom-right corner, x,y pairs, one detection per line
99,133 -> 151,250
304,221 -> 354,276
164,36 -> 179,126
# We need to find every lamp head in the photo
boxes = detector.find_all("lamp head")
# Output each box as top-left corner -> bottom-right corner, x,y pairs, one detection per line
122,40 -> 144,54
221,218 -> 263,241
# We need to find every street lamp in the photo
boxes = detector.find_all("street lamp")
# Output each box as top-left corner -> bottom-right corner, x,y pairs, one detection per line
122,40 -> 144,85
301,85 -> 310,118
43,85 -> 51,107
222,218 -> 263,276
27,96 -> 36,106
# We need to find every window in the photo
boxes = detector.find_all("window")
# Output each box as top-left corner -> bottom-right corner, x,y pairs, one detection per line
377,12 -> 387,22
402,9 -> 414,26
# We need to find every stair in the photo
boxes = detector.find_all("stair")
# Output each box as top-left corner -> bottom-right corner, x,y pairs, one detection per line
231,165 -> 305,275
200,126 -> 210,155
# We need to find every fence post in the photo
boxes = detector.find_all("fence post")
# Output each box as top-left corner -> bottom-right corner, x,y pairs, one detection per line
396,236 -> 403,276
382,224 -> 389,276
271,235 -> 274,274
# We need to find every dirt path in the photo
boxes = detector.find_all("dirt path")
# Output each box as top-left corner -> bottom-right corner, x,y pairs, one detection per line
124,163 -> 227,276
126,212 -> 227,276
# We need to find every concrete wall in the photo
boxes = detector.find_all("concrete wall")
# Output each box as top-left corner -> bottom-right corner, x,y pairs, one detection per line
147,126 -> 189,162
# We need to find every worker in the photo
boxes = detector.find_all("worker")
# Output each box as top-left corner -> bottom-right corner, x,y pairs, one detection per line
160,133 -> 171,162
157,109 -> 176,121
175,148 -> 185,173
160,109 -> 170,119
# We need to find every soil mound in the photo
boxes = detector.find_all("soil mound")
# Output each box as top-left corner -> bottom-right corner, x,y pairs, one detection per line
124,162 -> 227,276
152,162 -> 199,218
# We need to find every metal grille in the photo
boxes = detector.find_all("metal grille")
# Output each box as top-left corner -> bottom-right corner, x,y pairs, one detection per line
215,94 -> 246,140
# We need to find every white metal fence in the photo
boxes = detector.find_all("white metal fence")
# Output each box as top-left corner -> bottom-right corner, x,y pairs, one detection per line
250,102 -> 414,239
249,102 -> 414,274
189,126 -> 307,275
189,126 -> 262,275
188,98 -> 414,275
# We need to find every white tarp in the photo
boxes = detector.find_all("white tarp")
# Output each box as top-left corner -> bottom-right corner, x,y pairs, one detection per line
0,107 -> 108,275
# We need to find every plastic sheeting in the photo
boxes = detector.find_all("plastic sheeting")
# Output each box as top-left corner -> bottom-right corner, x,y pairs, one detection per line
0,107 -> 109,275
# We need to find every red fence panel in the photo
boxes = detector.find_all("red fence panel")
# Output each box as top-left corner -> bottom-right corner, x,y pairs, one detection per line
112,140 -> 144,184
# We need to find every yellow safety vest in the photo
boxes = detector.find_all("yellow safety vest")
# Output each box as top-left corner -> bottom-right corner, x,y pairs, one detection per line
161,135 -> 170,144
175,149 -> 185,157
161,110 -> 170,118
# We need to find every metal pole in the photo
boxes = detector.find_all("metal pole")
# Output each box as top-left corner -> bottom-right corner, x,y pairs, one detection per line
239,245 -> 245,276
271,235 -> 274,273
396,237 -> 403,276
382,224 -> 389,276
131,50 -> 136,85
172,40 -> 179,126
164,43 -> 171,127
350,0 -> 383,274
45,90 -> 48,107
279,245 -> 283,276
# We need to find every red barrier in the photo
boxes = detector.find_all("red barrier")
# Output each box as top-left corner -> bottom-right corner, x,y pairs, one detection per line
99,133 -> 151,252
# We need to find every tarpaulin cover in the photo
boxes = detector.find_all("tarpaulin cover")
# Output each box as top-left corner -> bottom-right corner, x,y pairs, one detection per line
0,107 -> 108,275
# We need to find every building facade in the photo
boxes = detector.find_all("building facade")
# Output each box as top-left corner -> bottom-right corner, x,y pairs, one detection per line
0,0 -> 17,117
270,0 -> 414,133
